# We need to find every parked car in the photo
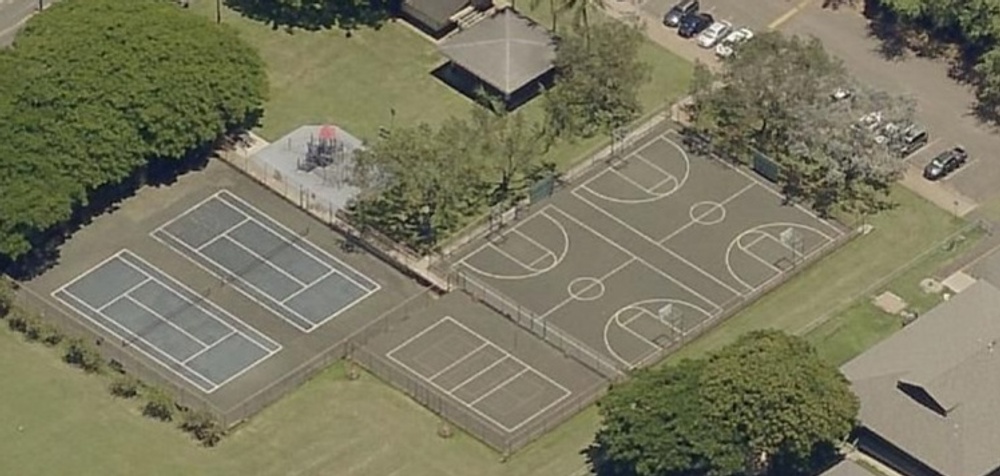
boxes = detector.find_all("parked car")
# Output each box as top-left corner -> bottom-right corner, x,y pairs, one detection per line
923,147 -> 968,180
663,0 -> 699,27
831,87 -> 852,101
678,12 -> 714,38
715,27 -> 753,57
697,20 -> 733,48
893,125 -> 929,158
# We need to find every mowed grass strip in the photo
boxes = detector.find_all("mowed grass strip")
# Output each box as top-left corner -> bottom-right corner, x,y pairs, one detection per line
190,2 -> 691,171
665,186 -> 968,364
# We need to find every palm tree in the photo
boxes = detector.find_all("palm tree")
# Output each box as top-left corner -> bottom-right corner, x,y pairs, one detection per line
528,0 -> 563,33
559,0 -> 605,42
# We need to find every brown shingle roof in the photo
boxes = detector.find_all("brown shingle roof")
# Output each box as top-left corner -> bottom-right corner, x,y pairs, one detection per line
437,8 -> 555,95
842,280 -> 1000,476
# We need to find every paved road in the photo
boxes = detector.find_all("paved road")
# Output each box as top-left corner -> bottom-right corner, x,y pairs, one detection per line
0,0 -> 49,47
632,0 -> 993,213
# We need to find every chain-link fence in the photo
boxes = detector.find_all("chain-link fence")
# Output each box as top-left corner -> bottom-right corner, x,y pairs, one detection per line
14,279 -> 439,429
351,342 -> 607,454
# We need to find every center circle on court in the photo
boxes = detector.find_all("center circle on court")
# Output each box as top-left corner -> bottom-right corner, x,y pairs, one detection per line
689,201 -> 726,226
568,277 -> 605,301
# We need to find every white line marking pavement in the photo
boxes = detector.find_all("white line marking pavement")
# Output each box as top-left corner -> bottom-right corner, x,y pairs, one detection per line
468,368 -> 529,406
427,342 -> 490,381
659,182 -> 756,244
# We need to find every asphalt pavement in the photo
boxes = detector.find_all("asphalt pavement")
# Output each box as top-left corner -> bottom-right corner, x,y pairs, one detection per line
632,0 -> 995,214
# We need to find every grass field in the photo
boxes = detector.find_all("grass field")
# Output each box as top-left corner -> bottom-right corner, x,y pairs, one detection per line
0,184 -> 973,476
191,2 -> 692,172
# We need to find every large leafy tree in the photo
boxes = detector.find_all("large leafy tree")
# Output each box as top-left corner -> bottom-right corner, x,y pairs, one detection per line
0,0 -> 267,263
544,21 -> 650,139
224,0 -> 393,31
595,330 -> 858,476
349,104 -> 549,252
688,32 -> 914,215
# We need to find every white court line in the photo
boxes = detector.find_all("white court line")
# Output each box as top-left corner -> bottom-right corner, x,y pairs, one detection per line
427,342 -> 490,381
152,228 -> 316,331
468,368 -> 530,406
511,228 -> 558,264
118,251 -> 281,350
609,168 -> 657,193
488,242 -> 547,272
739,238 -> 785,274
53,287 -> 216,393
96,277 -> 151,312
662,130 -> 844,239
280,267 -> 337,304
219,235 -> 309,287
195,216 -> 251,252
118,251 -> 283,390
449,356 -> 509,393
538,256 -> 636,321
386,316 -> 571,433
741,233 -> 770,249
182,332 -> 235,364
216,190 -> 379,292
659,182 -> 756,244
570,189 -> 744,299
546,205 -> 725,314
617,309 -> 664,351
458,211 -> 570,281
631,152 -> 679,185
527,253 -> 554,268
646,176 -> 677,193
123,295 -> 211,347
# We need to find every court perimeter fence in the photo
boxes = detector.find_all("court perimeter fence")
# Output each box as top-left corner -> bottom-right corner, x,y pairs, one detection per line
14,279 -> 438,429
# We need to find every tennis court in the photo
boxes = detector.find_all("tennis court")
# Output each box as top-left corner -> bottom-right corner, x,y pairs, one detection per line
152,190 -> 380,333
450,124 -> 848,370
52,250 -> 281,393
387,316 -> 571,432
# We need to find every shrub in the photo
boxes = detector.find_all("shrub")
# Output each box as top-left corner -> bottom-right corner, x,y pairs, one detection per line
0,280 -> 14,318
142,388 -> 176,421
63,337 -> 104,373
39,323 -> 63,346
109,375 -> 143,399
6,308 -> 28,333
180,409 -> 225,447
22,315 -> 45,341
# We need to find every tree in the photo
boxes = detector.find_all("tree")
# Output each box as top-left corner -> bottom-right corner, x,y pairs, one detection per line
466,102 -> 553,203
544,22 -> 651,139
558,0 -> 606,39
349,119 -> 487,252
595,331 -> 858,476
688,32 -> 914,215
0,0 -> 267,265
223,0 -> 393,32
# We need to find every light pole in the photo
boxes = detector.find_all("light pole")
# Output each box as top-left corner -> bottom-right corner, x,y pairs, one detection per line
38,0 -> 43,12
216,0 -> 222,24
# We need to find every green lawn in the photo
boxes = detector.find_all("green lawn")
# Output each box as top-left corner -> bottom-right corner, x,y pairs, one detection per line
661,186 -> 969,364
193,2 -> 691,173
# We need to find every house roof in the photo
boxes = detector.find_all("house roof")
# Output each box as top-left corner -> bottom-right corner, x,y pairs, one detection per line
437,7 -> 556,95
842,280 -> 1000,476
404,0 -> 470,27
820,460 -> 874,476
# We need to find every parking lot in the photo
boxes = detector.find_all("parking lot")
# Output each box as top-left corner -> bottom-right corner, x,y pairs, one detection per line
630,0 -> 997,214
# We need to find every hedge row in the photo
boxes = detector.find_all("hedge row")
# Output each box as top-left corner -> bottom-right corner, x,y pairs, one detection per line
0,279 -> 224,446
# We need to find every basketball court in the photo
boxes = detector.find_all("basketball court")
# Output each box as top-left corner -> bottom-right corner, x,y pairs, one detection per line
451,125 -> 846,370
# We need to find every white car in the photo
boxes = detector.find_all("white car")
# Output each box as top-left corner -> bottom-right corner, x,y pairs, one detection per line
697,20 -> 733,48
714,27 -> 753,57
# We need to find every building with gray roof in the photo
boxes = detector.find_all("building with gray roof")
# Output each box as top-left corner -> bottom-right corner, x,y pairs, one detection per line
436,7 -> 556,108
842,279 -> 1000,476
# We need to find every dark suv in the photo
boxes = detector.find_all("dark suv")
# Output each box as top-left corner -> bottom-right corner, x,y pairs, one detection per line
678,12 -> 713,38
923,147 -> 968,181
663,0 -> 699,27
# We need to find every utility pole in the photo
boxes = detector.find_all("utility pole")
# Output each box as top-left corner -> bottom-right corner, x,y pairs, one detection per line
216,0 -> 222,23
38,0 -> 44,12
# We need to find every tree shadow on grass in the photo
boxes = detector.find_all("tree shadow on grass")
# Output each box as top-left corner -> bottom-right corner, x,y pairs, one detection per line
223,0 -> 397,34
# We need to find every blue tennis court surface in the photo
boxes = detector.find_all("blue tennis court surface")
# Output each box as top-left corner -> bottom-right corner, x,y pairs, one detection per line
53,250 -> 281,393
151,190 -> 380,333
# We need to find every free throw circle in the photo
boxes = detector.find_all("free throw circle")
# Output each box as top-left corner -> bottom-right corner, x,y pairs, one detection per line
568,277 -> 605,301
